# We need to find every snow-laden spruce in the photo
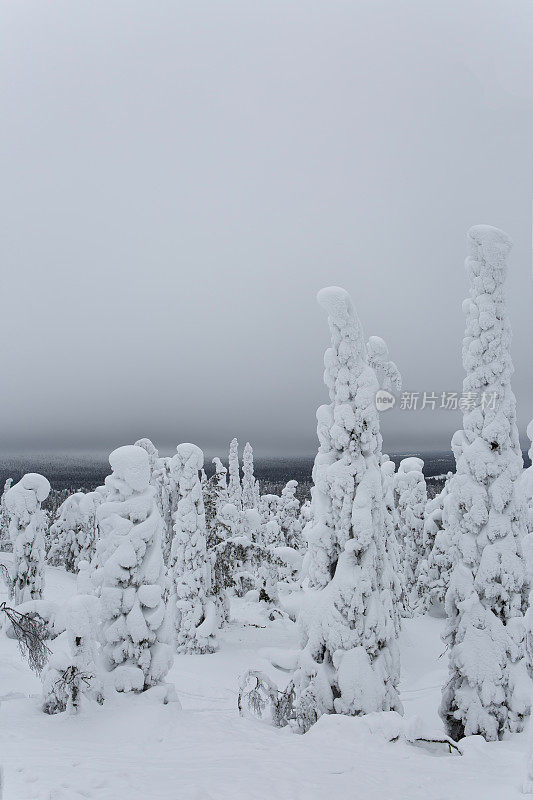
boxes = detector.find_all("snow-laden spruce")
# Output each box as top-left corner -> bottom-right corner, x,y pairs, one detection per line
134,438 -> 173,558
293,287 -> 401,732
170,443 -> 218,654
42,594 -> 104,714
5,473 -> 50,605
416,475 -> 453,614
213,457 -> 228,496
204,456 -> 229,550
212,501 -> 282,601
0,478 -> 12,551
227,438 -> 242,510
276,480 -> 303,549
258,493 -> 279,525
48,492 -> 98,572
367,336 -> 401,393
98,445 -> 173,692
394,457 -> 427,609
78,489 -> 105,555
242,442 -> 260,510
519,420 -> 533,537
440,225 -> 530,742
381,455 -> 405,628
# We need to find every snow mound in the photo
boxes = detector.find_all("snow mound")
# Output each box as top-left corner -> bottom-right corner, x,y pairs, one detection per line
309,711 -> 462,756
258,647 -> 299,672
113,665 -> 145,693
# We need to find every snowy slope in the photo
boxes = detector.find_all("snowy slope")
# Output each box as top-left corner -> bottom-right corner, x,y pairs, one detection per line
0,557 -> 529,800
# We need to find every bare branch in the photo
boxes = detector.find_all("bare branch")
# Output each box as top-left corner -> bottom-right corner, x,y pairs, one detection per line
0,602 -> 51,674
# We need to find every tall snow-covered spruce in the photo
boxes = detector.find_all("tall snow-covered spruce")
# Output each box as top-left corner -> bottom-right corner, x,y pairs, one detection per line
5,473 -> 50,605
394,457 -> 427,608
440,225 -> 530,742
98,445 -> 172,692
276,480 -> 302,549
519,420 -> 533,537
227,438 -> 242,510
0,478 -> 13,551
294,286 -> 401,732
242,442 -> 260,510
134,438 -> 173,557
170,443 -> 218,654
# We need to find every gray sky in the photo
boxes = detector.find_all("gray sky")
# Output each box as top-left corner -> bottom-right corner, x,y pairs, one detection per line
1,1 -> 533,457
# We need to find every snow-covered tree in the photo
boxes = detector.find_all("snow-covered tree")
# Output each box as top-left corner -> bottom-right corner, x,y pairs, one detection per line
524,522 -> 533,792
440,225 -> 530,742
242,442 -> 260,510
0,478 -> 12,551
519,420 -> 533,537
78,489 -> 105,560
394,457 -> 427,607
87,486 -> 130,593
5,474 -> 50,605
98,445 -> 173,692
134,437 -> 159,476
416,475 -> 453,613
204,457 -> 229,549
48,492 -> 97,572
42,594 -> 103,714
134,438 -> 173,556
227,438 -> 242,510
213,457 -> 228,494
293,287 -> 401,732
213,503 -> 281,602
276,481 -> 302,549
258,494 -> 279,525
298,498 -> 312,533
381,455 -> 406,627
367,336 -> 401,393
261,518 -> 284,548
169,443 -> 218,654
214,502 -> 253,596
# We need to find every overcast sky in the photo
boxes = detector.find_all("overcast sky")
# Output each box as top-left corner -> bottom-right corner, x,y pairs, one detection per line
1,1 -> 532,458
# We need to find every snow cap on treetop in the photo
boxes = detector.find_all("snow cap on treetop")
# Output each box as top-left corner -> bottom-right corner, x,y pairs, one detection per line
21,472 -> 51,501
212,456 -> 226,474
8,472 -> 51,504
109,445 -> 150,491
367,336 -> 388,358
175,442 -> 204,471
381,460 -> 395,478
467,225 -> 512,265
134,437 -> 158,457
317,286 -> 354,322
398,457 -> 424,474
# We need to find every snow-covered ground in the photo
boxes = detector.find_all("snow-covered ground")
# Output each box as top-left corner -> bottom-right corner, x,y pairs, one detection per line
0,558 -> 528,800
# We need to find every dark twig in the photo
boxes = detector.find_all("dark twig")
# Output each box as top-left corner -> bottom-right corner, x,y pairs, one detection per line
0,601 -> 51,674
413,736 -> 463,755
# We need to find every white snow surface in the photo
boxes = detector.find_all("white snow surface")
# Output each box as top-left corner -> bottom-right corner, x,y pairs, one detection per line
0,554 -> 529,799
